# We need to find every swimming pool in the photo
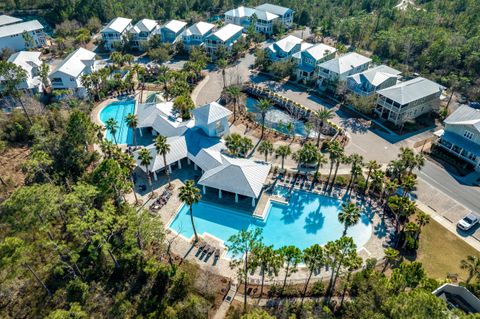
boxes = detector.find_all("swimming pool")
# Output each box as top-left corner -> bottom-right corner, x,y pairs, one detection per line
169,188 -> 373,252
100,99 -> 136,144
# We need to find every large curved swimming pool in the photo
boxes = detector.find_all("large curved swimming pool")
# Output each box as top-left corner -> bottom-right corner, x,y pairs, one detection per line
99,99 -> 136,144
169,188 -> 373,252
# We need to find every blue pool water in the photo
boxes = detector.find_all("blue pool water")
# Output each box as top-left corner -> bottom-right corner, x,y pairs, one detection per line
100,99 -> 136,144
169,188 -> 373,252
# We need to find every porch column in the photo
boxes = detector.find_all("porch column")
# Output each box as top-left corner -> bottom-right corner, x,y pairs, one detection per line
203,185 -> 206,194
153,171 -> 158,181
187,158 -> 191,165
177,160 -> 182,169
167,165 -> 172,174
235,193 -> 239,203
218,189 -> 222,199
194,163 -> 198,170
251,197 -> 256,207
139,128 -> 143,137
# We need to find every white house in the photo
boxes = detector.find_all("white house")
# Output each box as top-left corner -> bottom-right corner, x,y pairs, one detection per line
182,22 -> 216,50
101,17 -> 133,51
160,20 -> 187,44
0,18 -> 46,52
253,10 -> 279,35
129,19 -> 159,50
204,24 -> 244,57
136,101 -> 193,138
224,6 -> 256,29
48,47 -> 97,98
437,104 -> 480,172
191,102 -> 232,137
433,284 -> 480,313
317,52 -> 372,88
266,35 -> 304,61
6,51 -> 43,92
347,65 -> 402,96
255,3 -> 294,28
294,43 -> 337,83
374,77 -> 444,126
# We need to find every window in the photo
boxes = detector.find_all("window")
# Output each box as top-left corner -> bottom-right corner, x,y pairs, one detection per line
464,130 -> 474,140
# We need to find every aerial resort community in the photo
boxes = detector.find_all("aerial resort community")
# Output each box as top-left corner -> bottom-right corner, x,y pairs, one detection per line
1,1 -> 480,318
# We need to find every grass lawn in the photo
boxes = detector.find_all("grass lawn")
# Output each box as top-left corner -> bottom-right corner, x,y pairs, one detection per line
416,217 -> 479,281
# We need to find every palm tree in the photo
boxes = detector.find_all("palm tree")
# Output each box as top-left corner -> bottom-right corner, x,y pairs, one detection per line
256,99 -> 272,138
460,255 -> 480,284
325,140 -> 344,190
275,145 -> 291,171
239,136 -> 254,158
258,140 -> 274,162
383,179 -> 399,202
292,142 -> 319,175
252,245 -> 281,299
278,245 -> 302,290
138,148 -> 153,195
315,153 -> 328,182
105,118 -> 119,144
414,211 -> 430,241
178,180 -> 202,242
347,154 -> 363,193
339,253 -> 362,308
410,153 -> 425,174
302,244 -> 325,304
402,221 -> 419,249
125,114 -> 138,147
226,85 -> 241,121
154,135 -> 171,187
365,160 -> 381,193
338,201 -> 361,237
286,122 -> 295,144
382,247 -> 400,272
311,108 -> 334,147
217,58 -> 228,88
225,133 -> 243,157
370,169 -> 385,195
401,174 -> 416,197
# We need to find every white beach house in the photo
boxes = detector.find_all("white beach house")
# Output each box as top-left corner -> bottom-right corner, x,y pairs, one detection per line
101,17 -> 133,51
0,16 -> 46,52
160,20 -> 187,44
182,22 -> 216,50
294,43 -> 337,83
347,65 -> 402,96
6,51 -> 43,93
267,35 -> 304,61
204,24 -> 244,57
129,19 -> 159,50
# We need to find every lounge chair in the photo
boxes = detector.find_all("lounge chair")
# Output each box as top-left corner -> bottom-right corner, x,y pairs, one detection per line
200,245 -> 211,259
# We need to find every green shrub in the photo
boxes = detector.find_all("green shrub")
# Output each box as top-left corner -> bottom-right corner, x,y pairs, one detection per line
311,281 -> 325,296
66,279 -> 89,304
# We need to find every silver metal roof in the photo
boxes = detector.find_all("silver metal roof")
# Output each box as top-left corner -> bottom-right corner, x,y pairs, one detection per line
0,20 -> 43,38
377,77 -> 444,105
444,104 -> 480,133
192,102 -> 232,125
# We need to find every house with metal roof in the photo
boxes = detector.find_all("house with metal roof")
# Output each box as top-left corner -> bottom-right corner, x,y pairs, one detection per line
267,35 -> 304,61
294,43 -> 337,83
182,22 -> 216,51
0,19 -> 46,52
252,10 -> 279,35
374,77 -> 444,126
191,101 -> 232,137
6,51 -> 43,93
347,65 -> 402,96
204,24 -> 244,57
224,6 -> 256,29
437,104 -> 480,171
255,3 -> 294,28
160,20 -> 187,44
433,284 -> 480,314
129,19 -> 159,50
136,101 -> 193,138
317,52 -> 371,88
48,47 -> 97,98
101,17 -> 133,51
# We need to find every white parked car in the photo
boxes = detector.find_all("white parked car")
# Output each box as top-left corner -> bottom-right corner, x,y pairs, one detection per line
457,213 -> 479,231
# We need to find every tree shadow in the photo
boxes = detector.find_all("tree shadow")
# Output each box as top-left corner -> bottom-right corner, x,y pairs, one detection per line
340,118 -> 369,134
304,205 -> 326,234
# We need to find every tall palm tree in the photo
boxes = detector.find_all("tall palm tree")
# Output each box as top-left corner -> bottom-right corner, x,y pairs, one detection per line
326,140 -> 344,190
226,85 -> 241,121
315,153 -> 328,182
217,58 -> 228,88
461,255 -> 480,284
338,201 -> 361,237
278,245 -> 302,290
302,244 -> 325,304
382,247 -> 400,272
311,108 -> 334,147
401,174 -> 416,197
365,160 -> 381,193
414,211 -> 430,241
370,169 -> 385,195
293,142 -> 319,175
347,154 -> 364,193
138,148 -> 153,195
105,118 -> 119,144
178,180 -> 202,242
275,145 -> 291,171
410,153 -> 425,174
154,135 -> 171,187
339,253 -> 362,309
256,99 -> 272,138
225,133 -> 243,157
125,113 -> 138,147
252,245 -> 281,299
383,179 -> 398,202
258,140 -> 274,162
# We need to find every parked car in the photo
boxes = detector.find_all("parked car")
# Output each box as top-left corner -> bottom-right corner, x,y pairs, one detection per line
457,213 -> 479,231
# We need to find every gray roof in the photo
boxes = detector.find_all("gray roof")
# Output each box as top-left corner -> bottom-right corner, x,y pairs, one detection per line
254,10 -> 279,21
377,77 -> 444,105
444,104 -> 480,133
209,23 -> 243,42
224,6 -> 256,18
0,20 -> 43,38
130,19 -> 158,34
133,135 -> 188,172
255,3 -> 293,16
0,15 -> 22,27
348,65 -> 401,87
136,102 -> 191,137
192,102 -> 232,125
50,47 -> 96,78
184,21 -> 215,36
198,156 -> 271,198
319,52 -> 371,75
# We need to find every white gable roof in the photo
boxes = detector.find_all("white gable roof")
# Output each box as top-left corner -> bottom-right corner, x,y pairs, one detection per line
192,102 -> 232,125
163,20 -> 187,33
225,6 -> 256,18
304,43 -> 336,61
349,65 -> 401,86
254,10 -> 279,21
319,52 -> 371,75
184,21 -> 215,36
0,20 -> 43,38
211,24 -> 243,42
444,105 -> 480,133
270,35 -> 303,54
102,17 -> 132,34
131,19 -> 158,33
50,48 -> 96,78
255,3 -> 292,16
377,77 -> 444,105
137,101 -> 192,137
198,156 -> 271,198
8,51 -> 42,74
0,15 -> 22,27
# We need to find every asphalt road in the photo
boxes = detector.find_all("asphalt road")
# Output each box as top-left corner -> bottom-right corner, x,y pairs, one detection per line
417,161 -> 480,213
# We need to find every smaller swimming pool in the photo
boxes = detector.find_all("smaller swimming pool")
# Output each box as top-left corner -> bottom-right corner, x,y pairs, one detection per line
100,99 -> 135,144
